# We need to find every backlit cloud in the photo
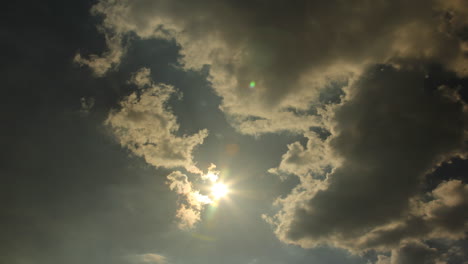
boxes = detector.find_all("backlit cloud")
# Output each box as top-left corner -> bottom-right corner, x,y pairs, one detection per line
78,0 -> 467,135
267,67 -> 468,259
106,68 -> 208,174
166,170 -> 212,229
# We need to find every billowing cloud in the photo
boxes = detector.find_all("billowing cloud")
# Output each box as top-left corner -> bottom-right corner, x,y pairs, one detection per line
106,68 -> 208,174
77,0 -> 467,134
266,67 -> 468,260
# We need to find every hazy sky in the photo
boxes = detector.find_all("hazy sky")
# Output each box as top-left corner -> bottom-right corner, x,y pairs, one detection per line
2,0 -> 468,264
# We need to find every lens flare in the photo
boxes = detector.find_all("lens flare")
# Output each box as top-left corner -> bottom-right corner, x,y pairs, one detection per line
249,81 -> 256,88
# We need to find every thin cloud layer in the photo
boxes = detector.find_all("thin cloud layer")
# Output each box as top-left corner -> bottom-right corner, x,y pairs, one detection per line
106,68 -> 208,174
78,0 -> 467,134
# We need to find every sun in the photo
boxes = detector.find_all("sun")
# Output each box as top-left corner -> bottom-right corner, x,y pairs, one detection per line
211,182 -> 229,199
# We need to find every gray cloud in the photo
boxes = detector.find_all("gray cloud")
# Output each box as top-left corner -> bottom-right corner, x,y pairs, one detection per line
78,0 -> 468,134
106,68 -> 208,174
267,67 -> 467,257
390,241 -> 439,264
376,240 -> 463,264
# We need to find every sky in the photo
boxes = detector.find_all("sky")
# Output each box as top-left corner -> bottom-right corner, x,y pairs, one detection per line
2,0 -> 468,264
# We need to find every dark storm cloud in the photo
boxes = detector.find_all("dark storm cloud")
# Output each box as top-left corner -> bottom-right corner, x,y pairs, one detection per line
77,0 -> 468,134
268,67 -> 468,256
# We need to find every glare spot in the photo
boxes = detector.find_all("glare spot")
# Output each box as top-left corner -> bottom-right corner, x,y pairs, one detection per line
211,183 -> 229,199
249,81 -> 256,88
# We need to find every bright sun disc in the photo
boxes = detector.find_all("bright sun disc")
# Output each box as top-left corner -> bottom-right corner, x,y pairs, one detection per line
211,183 -> 229,199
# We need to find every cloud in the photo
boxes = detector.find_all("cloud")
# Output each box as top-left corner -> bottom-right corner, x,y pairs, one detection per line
127,253 -> 168,264
105,68 -> 208,174
78,0 -> 468,260
74,32 -> 124,77
266,66 -> 468,257
268,130 -> 337,180
376,240 -> 458,264
78,0 -> 467,134
166,171 -> 212,229
105,68 -> 213,228
375,255 -> 391,264
390,241 -> 439,264
360,179 -> 468,250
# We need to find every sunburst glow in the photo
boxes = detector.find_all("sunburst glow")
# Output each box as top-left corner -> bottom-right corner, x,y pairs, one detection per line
211,183 -> 229,199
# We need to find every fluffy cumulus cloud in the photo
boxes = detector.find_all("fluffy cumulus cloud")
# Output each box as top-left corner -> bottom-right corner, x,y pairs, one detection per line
106,68 -> 208,174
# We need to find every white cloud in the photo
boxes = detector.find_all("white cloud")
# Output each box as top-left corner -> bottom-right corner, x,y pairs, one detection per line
106,68 -> 208,174
166,171 -> 212,229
